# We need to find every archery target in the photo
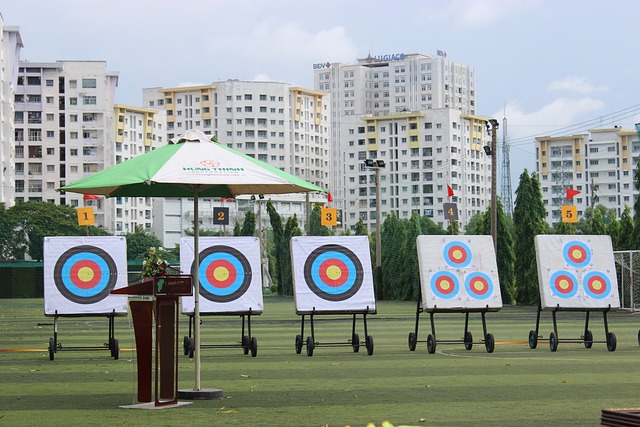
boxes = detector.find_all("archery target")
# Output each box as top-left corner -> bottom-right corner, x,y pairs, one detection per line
180,237 -> 263,314
291,236 -> 375,313
534,235 -> 620,309
417,235 -> 502,311
44,237 -> 128,315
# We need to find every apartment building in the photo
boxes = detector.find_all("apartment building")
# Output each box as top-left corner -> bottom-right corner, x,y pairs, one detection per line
143,80 -> 331,247
314,52 -> 489,230
536,127 -> 640,225
0,17 -> 23,205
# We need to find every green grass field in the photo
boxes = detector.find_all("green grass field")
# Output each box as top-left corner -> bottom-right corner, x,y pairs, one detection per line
1,297 -> 639,427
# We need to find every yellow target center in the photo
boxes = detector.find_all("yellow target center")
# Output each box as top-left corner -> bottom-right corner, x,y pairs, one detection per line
452,249 -> 463,260
213,267 -> 230,281
326,265 -> 342,281
77,267 -> 95,283
473,281 -> 484,291
558,279 -> 570,290
440,280 -> 451,290
591,279 -> 603,291
571,249 -> 582,260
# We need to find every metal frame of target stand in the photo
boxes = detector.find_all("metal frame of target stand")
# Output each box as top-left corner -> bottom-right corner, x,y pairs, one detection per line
295,307 -> 375,357
528,303 -> 617,352
183,308 -> 259,358
44,309 -> 122,361
408,296 -> 497,354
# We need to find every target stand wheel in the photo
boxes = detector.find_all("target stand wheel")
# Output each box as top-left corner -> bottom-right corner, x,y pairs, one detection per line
366,335 -> 374,356
464,331 -> 473,351
242,335 -> 250,355
549,332 -> 558,352
352,333 -> 360,353
583,330 -> 593,349
183,336 -> 190,356
637,330 -> 640,347
606,332 -> 617,352
111,338 -> 119,360
305,336 -> 314,357
48,338 -> 55,361
427,334 -> 436,354
484,333 -> 495,353
250,337 -> 258,357
528,330 -> 538,349
408,332 -> 417,351
295,334 -> 303,354
188,337 -> 195,358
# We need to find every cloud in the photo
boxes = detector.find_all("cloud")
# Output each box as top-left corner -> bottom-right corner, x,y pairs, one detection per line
434,0 -> 541,28
252,73 -> 272,82
547,76 -> 608,94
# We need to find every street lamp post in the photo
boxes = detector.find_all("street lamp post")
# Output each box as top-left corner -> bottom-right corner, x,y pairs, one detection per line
364,159 -> 385,300
484,119 -> 499,252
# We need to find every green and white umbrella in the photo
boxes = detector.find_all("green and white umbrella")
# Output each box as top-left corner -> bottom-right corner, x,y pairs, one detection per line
61,129 -> 326,394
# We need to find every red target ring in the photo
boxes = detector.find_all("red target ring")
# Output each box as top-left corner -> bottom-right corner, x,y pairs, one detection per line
69,260 -> 102,289
205,259 -> 237,289
318,258 -> 349,288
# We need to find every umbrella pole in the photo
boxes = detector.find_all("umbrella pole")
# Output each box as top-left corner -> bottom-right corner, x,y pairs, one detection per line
194,192 -> 201,391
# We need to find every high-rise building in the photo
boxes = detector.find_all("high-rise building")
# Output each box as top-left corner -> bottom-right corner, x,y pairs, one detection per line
314,52 -> 490,230
143,80 -> 331,247
536,127 -> 640,225
0,17 -> 23,205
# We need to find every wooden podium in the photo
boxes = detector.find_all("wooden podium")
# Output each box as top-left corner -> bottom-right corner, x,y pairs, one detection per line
112,275 -> 192,407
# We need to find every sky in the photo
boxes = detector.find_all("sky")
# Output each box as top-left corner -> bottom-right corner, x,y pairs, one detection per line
3,0 -> 640,188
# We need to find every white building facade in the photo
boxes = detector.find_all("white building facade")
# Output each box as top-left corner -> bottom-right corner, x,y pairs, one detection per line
313,52 -> 489,230
536,127 -> 640,226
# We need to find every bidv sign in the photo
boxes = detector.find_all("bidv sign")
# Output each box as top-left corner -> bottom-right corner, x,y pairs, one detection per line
313,62 -> 332,70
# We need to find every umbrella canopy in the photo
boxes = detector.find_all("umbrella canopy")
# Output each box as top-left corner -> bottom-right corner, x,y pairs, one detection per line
61,129 -> 325,197
60,129 -> 326,395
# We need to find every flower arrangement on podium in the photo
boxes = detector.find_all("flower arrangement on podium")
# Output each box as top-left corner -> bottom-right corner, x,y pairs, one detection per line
141,247 -> 169,278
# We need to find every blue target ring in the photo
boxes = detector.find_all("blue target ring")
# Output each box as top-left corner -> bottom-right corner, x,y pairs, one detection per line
192,245 -> 252,303
583,271 -> 612,299
443,241 -> 472,268
464,272 -> 493,300
430,271 -> 460,299
563,241 -> 591,268
549,270 -> 578,299
303,244 -> 363,301
53,245 -> 117,304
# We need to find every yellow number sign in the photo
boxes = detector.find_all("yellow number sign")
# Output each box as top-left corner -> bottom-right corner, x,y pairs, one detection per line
561,206 -> 578,223
77,207 -> 95,226
321,207 -> 337,226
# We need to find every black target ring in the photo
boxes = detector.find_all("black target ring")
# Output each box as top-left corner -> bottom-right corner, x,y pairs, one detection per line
53,245 -> 118,305
303,244 -> 364,302
191,245 -> 252,303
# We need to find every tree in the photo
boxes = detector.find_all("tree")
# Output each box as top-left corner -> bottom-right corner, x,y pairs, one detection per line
239,209 -> 256,237
399,213 -> 421,301
353,217 -> 368,236
279,215 -> 302,295
380,213 -> 406,300
309,203 -> 332,236
464,212 -> 489,235
495,200 -> 515,304
618,205 -> 634,250
0,203 -> 22,261
125,225 -> 163,261
446,219 -> 460,235
632,160 -> 640,249
267,200 -> 285,294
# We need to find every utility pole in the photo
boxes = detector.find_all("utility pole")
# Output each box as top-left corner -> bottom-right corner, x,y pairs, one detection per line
488,119 -> 499,252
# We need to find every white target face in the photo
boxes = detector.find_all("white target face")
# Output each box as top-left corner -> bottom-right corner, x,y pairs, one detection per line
417,235 -> 502,311
291,236 -> 375,313
535,235 -> 619,309
44,237 -> 128,315
180,237 -> 263,314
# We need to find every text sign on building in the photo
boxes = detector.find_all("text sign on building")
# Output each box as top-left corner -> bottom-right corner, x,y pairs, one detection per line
561,206 -> 578,223
77,207 -> 95,226
213,207 -> 230,225
321,208 -> 338,226
443,203 -> 459,221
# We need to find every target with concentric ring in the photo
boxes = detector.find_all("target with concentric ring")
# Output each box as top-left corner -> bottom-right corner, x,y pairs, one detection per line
53,245 -> 117,304
563,241 -> 592,268
430,271 -> 460,299
549,270 -> 578,298
443,241 -> 472,268
192,245 -> 252,303
303,244 -> 363,302
464,272 -> 493,300
583,271 -> 611,299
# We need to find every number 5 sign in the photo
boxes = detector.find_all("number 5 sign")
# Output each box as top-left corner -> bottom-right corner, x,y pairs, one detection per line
321,207 -> 337,226
561,206 -> 578,223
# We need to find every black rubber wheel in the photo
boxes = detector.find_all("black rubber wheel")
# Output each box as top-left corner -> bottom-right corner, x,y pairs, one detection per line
549,332 -> 558,352
408,332 -> 417,351
427,334 -> 436,354
464,331 -> 473,351
485,333 -> 495,353
306,336 -> 314,357
295,334 -> 303,354
637,330 -> 640,347
366,335 -> 374,356
112,338 -> 119,360
583,330 -> 593,349
109,337 -> 115,357
242,335 -> 250,355
352,333 -> 360,353
250,337 -> 258,357
48,338 -> 55,361
188,337 -> 195,358
607,332 -> 617,352
183,336 -> 190,356
528,330 -> 538,349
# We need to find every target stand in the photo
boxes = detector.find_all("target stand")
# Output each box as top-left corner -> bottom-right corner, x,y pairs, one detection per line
180,237 -> 264,359
43,236 -> 129,360
530,235 -> 619,352
291,236 -> 377,357
411,236 -> 503,354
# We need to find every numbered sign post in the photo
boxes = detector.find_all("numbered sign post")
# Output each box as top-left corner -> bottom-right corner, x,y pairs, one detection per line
561,206 -> 578,223
321,207 -> 337,227
213,207 -> 230,225
77,207 -> 95,226
443,203 -> 459,221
